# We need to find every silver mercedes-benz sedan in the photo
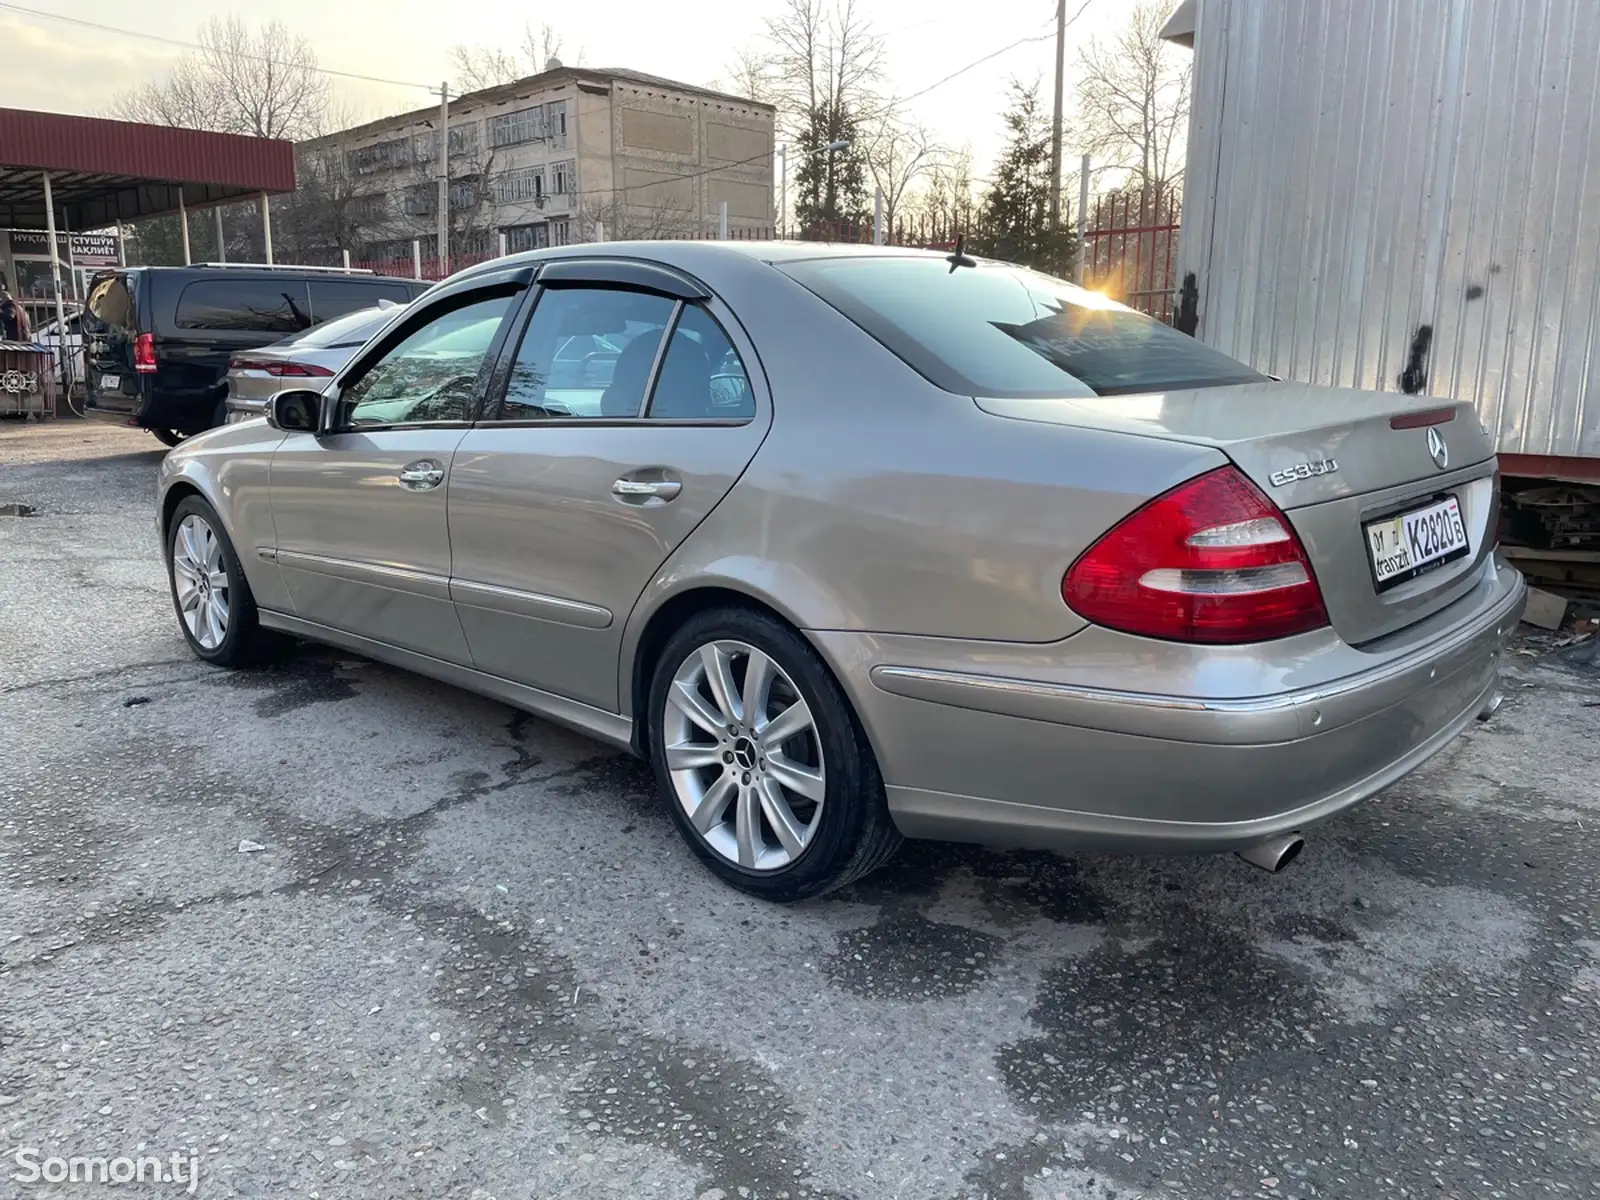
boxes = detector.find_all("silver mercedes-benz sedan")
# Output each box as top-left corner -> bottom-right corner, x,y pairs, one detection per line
156,242 -> 1526,900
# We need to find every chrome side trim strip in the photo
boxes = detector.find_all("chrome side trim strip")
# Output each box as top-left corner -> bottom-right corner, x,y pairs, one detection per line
449,578 -> 613,630
275,549 -> 452,602
256,609 -> 635,750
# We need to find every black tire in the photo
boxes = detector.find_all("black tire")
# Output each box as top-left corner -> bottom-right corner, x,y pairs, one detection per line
646,606 -> 902,901
165,495 -> 281,667
151,428 -> 185,448
212,398 -> 227,429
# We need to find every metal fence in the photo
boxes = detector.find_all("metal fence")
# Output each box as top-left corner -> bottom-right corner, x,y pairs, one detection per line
1082,190 -> 1182,321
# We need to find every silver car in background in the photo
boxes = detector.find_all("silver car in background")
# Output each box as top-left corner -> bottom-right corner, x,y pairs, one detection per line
156,242 -> 1526,901
224,300 -> 408,423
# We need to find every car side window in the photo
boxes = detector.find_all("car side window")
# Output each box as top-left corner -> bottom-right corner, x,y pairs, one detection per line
648,305 -> 754,420
494,287 -> 676,421
336,294 -> 514,428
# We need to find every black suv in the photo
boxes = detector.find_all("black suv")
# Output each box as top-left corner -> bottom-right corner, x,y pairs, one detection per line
82,265 -> 430,445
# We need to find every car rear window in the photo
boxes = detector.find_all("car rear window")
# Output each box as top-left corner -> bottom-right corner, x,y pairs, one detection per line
272,304 -> 399,350
175,280 -> 311,334
780,256 -> 1267,398
309,279 -> 419,323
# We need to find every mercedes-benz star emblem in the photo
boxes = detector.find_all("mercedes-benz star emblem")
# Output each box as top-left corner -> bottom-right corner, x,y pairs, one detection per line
1426,426 -> 1449,470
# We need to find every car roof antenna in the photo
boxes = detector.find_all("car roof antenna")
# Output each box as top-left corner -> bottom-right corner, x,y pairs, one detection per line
946,234 -> 977,273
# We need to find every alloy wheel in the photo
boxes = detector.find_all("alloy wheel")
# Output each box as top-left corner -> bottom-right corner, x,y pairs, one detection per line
171,513 -> 230,651
661,639 -> 827,871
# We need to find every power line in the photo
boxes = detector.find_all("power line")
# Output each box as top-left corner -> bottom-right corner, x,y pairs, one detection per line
0,2 -> 437,91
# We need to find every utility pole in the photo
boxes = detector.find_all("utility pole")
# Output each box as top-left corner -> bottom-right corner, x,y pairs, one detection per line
437,82 -> 450,278
1048,0 -> 1066,233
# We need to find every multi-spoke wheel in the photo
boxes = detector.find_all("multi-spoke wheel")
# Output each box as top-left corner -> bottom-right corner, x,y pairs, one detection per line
164,495 -> 278,667
647,607 -> 902,900
172,514 -> 231,651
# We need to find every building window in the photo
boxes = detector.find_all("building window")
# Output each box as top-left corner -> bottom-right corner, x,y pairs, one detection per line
505,223 -> 549,253
362,238 -> 414,263
450,178 -> 481,210
348,193 -> 388,222
550,219 -> 571,246
459,229 -> 492,257
490,106 -> 545,148
546,100 -> 568,147
450,123 -> 479,157
345,138 -> 407,175
551,160 -> 574,197
493,167 -> 545,205
403,184 -> 436,216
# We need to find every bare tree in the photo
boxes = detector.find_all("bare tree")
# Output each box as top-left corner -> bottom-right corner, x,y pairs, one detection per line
1073,0 -> 1191,198
579,194 -> 697,242
111,16 -> 331,140
450,23 -> 574,93
761,0 -> 883,230
863,114 -> 937,233
715,46 -> 780,105
905,143 -> 980,236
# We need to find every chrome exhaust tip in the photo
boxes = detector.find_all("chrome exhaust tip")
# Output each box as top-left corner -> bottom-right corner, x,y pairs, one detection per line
1477,689 -> 1505,721
1237,833 -> 1305,874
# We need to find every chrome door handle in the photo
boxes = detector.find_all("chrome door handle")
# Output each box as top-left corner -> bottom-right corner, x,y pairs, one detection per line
398,460 -> 446,490
612,478 -> 682,501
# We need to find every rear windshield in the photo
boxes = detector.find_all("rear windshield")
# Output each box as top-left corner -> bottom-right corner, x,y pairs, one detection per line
84,273 -> 137,333
780,257 -> 1267,398
309,279 -> 419,323
271,304 -> 400,351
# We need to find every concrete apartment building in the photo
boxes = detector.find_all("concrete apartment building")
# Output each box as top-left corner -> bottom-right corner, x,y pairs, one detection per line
298,64 -> 776,263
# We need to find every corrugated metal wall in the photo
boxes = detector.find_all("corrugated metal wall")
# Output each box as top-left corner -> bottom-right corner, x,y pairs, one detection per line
1178,0 -> 1600,458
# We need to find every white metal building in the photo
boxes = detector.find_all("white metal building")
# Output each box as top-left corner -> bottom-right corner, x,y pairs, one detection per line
1167,0 -> 1600,478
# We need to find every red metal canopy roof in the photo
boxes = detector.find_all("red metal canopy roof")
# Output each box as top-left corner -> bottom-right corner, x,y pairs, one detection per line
0,107 -> 297,230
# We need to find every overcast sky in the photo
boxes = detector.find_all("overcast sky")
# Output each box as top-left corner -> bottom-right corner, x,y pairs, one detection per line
0,0 -> 1136,177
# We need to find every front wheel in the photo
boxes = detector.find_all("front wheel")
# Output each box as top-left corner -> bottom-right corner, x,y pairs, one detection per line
165,496 -> 279,667
647,607 -> 901,901
151,428 -> 185,448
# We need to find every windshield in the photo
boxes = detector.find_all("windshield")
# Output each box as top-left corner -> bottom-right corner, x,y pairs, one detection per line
781,256 -> 1267,398
270,303 -> 399,351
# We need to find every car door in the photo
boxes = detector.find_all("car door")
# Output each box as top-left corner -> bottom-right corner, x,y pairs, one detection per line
447,260 -> 771,710
268,270 -> 528,664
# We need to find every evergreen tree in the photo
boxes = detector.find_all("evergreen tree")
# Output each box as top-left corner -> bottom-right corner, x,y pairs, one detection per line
793,99 -> 871,236
975,81 -> 1075,276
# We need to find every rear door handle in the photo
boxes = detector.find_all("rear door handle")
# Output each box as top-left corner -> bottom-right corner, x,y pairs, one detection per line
398,460 -> 446,490
612,478 -> 682,502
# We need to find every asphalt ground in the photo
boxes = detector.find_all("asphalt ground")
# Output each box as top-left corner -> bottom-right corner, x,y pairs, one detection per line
2,418 -> 1597,1199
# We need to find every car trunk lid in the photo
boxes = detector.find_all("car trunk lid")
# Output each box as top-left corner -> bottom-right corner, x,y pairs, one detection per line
976,382 -> 1499,645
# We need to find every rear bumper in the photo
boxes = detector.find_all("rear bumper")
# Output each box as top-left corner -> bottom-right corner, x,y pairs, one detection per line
814,557 -> 1526,853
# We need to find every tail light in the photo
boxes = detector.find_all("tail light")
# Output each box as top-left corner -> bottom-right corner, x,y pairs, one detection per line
228,358 -> 334,378
133,332 -> 156,374
1063,466 -> 1329,644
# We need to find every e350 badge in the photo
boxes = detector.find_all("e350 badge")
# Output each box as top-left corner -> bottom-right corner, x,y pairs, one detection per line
1268,458 -> 1339,487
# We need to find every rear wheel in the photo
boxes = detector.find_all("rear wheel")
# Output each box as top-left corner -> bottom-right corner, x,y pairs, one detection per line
647,607 -> 901,901
151,428 -> 185,448
166,496 -> 280,667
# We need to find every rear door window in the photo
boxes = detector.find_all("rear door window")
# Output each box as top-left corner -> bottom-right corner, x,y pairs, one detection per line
780,257 -> 1266,398
175,280 -> 311,334
308,280 -> 419,324
84,273 -> 138,334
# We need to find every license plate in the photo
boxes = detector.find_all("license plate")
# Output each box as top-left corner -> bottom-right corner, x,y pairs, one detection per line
1364,495 -> 1470,591
99,374 -> 120,391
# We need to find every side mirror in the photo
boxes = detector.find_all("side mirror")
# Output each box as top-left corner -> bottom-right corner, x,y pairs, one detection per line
268,389 -> 322,433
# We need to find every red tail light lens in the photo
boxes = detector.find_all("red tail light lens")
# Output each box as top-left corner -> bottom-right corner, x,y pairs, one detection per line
133,332 -> 156,374
1063,466 -> 1330,644
228,358 -> 334,378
